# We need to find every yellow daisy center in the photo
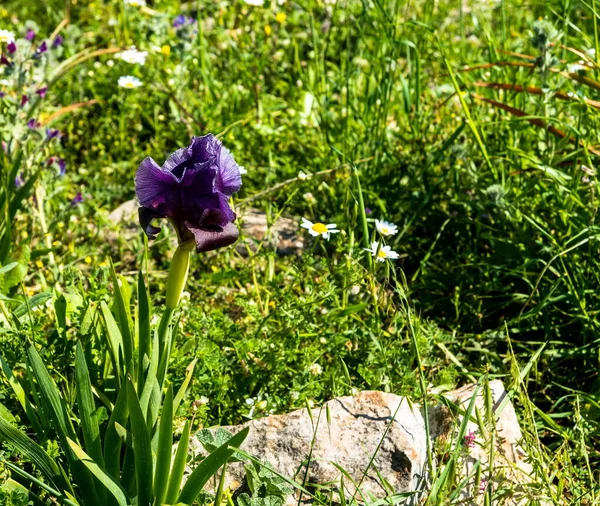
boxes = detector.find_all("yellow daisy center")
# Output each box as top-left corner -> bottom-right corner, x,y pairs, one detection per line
381,227 -> 389,234
377,249 -> 387,258
0,36 -> 8,43
311,223 -> 328,234
125,82 -> 135,88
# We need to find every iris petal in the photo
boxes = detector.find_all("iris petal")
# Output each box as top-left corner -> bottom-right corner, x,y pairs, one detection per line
216,146 -> 242,197
138,206 -> 163,239
185,221 -> 239,253
135,157 -> 179,211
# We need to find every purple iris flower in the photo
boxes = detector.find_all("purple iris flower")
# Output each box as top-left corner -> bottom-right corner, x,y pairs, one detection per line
25,29 -> 35,41
36,41 -> 48,55
36,86 -> 48,98
27,118 -> 40,129
71,192 -> 83,205
7,41 -> 16,54
46,128 -> 61,140
52,34 -> 63,48
135,134 -> 243,252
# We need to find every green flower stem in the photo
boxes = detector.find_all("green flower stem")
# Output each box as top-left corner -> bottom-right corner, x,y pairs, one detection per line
165,240 -> 194,311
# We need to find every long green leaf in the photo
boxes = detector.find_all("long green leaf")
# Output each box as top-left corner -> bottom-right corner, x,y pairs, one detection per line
0,355 -> 43,434
0,416 -> 72,495
177,427 -> 250,505
27,345 -> 101,506
75,342 -> 105,467
68,438 -> 129,506
173,359 -> 197,416
153,385 -> 173,506
100,301 -> 125,381
104,379 -> 129,480
109,259 -> 134,372
126,378 -> 153,506
137,270 -> 151,391
165,419 -> 191,505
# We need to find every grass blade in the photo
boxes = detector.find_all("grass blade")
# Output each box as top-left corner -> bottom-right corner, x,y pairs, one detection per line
177,427 -> 250,505
165,419 -> 191,505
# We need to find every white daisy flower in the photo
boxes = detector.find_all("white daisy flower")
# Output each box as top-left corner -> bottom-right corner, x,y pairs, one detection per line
117,47 -> 148,65
365,241 -> 399,262
118,75 -> 143,89
301,218 -> 340,240
124,0 -> 146,6
0,29 -> 15,44
375,219 -> 398,236
309,363 -> 323,376
244,0 -> 265,5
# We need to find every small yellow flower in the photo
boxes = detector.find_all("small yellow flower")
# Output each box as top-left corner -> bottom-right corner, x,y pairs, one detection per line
264,24 -> 272,36
161,44 -> 171,56
22,231 -> 28,239
84,256 -> 92,264
35,260 -> 43,269
52,240 -> 60,246
275,12 -> 286,24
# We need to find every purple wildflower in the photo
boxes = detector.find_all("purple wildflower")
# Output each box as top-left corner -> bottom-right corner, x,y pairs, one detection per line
15,173 -> 25,188
135,134 -> 243,252
0,92 -> 5,98
0,55 -> 10,66
71,192 -> 83,206
173,15 -> 187,27
52,34 -> 63,48
479,477 -> 488,494
7,41 -> 16,54
35,41 -> 48,55
36,86 -> 48,98
27,118 -> 40,129
365,207 -> 373,215
20,95 -> 28,107
25,29 -> 35,41
463,430 -> 476,449
46,128 -> 61,140
57,158 -> 66,175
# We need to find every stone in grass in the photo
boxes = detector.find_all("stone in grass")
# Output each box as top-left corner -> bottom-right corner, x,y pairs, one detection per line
433,380 -> 537,506
188,391 -> 428,505
106,200 -> 303,255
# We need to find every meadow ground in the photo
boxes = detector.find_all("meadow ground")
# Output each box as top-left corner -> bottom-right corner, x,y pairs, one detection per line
0,0 -> 600,504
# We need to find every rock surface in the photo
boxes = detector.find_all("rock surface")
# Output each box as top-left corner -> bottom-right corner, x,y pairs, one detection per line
189,391 -> 428,504
106,199 -> 303,254
189,382 -> 536,505
439,380 -> 534,505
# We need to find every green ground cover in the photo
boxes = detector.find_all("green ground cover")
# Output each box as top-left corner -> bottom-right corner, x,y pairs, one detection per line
1,0 -> 600,504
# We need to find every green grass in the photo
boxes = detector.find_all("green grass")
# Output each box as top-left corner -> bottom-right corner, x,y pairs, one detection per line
1,0 -> 600,503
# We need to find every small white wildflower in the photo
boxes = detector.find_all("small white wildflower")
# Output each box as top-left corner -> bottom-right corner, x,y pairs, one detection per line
106,59 -> 115,67
365,241 -> 399,262
297,171 -> 310,180
301,218 -> 340,240
117,47 -> 148,65
167,78 -> 175,86
319,337 -> 327,345
290,391 -> 300,400
150,314 -> 160,326
244,0 -> 264,4
303,192 -> 316,204
239,165 -> 248,175
269,343 -> 275,349
245,397 -> 255,405
375,219 -> 398,236
309,363 -> 323,376
197,396 -> 209,406
0,29 -> 15,44
582,165 -> 596,176
567,63 -> 587,73
118,75 -> 143,89
108,18 -> 118,26
350,285 -> 360,295
124,0 -> 146,6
